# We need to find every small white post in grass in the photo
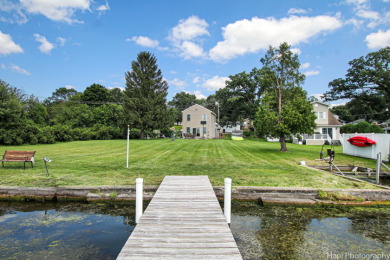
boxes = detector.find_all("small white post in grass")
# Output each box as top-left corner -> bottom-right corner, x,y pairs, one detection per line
136,178 -> 143,224
126,125 -> 130,168
224,178 -> 232,225
376,152 -> 381,185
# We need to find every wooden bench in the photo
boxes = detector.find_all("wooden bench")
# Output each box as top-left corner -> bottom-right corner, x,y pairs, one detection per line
1,150 -> 36,169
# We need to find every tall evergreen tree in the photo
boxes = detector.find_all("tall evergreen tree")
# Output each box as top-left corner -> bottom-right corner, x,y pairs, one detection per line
124,51 -> 172,138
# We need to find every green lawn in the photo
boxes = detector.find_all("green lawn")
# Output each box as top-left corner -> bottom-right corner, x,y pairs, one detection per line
0,139 -> 386,189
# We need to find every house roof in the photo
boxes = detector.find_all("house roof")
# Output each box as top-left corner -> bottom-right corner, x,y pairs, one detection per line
312,101 -> 330,107
328,110 -> 342,126
182,104 -> 216,116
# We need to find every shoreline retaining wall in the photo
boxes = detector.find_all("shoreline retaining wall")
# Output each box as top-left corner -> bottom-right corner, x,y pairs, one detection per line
1,185 -> 390,205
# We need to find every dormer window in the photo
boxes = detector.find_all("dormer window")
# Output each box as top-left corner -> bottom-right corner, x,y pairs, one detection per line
316,112 -> 326,119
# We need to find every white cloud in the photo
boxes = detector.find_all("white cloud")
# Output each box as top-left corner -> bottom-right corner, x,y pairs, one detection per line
57,37 -> 66,46
178,41 -> 205,59
168,78 -> 187,89
65,85 -> 75,89
288,8 -> 308,15
346,18 -> 364,30
128,36 -> 159,48
346,0 -> 387,29
34,33 -> 55,54
192,76 -> 200,84
300,62 -> 310,70
209,15 -> 342,62
365,29 -> 390,49
1,63 -> 6,70
185,90 -> 207,100
0,0 -> 28,24
290,48 -> 302,55
20,0 -> 90,24
346,0 -> 368,5
96,2 -> 109,12
0,31 -> 23,55
10,64 -> 31,75
108,86 -> 125,91
201,76 -> 229,91
168,16 -> 209,42
168,16 -> 209,59
304,70 -> 320,76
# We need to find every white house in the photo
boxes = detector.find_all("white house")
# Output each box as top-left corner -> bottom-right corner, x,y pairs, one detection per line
300,101 -> 342,145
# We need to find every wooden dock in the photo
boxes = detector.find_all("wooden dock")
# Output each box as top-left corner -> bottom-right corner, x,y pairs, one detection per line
117,176 -> 242,259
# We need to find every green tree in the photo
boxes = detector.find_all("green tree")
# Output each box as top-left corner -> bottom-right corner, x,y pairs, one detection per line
330,105 -> 355,123
45,87 -> 78,104
109,88 -> 125,103
24,95 -> 48,125
215,68 -> 264,128
256,42 -> 315,152
168,91 -> 197,124
0,80 -> 24,129
124,51 -> 173,138
324,47 -> 389,118
82,83 -> 110,105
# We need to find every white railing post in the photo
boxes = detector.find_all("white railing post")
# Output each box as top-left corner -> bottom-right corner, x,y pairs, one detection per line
136,178 -> 143,224
224,178 -> 232,224
376,153 -> 381,185
126,125 -> 130,168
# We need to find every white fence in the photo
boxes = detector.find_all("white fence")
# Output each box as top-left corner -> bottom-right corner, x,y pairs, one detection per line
341,133 -> 390,162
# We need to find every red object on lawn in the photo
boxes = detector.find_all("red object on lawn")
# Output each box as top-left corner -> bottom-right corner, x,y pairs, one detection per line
347,136 -> 376,147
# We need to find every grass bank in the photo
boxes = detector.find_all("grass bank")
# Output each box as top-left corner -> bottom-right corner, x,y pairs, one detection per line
0,139 -> 386,188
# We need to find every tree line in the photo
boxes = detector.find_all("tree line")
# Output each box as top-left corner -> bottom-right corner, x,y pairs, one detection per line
1,45 -> 388,151
0,52 -> 175,145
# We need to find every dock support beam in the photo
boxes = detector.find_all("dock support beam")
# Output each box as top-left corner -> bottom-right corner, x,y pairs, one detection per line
224,178 -> 232,224
136,178 -> 143,224
376,153 -> 381,185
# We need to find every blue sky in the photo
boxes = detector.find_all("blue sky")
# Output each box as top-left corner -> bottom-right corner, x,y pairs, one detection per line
0,0 -> 389,104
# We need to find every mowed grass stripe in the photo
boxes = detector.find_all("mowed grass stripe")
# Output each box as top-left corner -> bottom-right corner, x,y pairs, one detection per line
0,139 -> 385,188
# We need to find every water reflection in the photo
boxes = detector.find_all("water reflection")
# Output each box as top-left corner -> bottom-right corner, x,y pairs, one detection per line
0,201 -> 389,260
0,202 -> 136,260
231,201 -> 390,260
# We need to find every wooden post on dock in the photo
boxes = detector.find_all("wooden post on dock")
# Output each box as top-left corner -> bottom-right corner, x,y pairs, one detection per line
224,178 -> 232,224
136,178 -> 143,223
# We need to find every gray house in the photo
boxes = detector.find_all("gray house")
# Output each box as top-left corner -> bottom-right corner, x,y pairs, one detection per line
182,104 -> 218,139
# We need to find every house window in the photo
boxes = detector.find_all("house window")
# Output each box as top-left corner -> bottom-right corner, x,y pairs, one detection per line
186,127 -> 191,134
322,128 -> 333,139
187,114 -> 191,121
317,112 -> 326,119
203,127 -> 207,135
202,114 -> 207,121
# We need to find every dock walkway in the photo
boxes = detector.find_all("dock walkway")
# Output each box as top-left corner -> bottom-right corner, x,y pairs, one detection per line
117,176 -> 242,259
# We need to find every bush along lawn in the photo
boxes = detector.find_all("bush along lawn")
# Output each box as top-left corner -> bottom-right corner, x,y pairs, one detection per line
0,139 -> 385,189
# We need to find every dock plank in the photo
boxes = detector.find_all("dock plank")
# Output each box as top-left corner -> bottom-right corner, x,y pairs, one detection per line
117,176 -> 242,259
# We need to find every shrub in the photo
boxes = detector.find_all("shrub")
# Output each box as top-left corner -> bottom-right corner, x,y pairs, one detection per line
243,130 -> 254,139
38,127 -> 56,144
52,124 -> 73,142
341,121 -> 384,134
129,128 -> 141,139
71,128 -> 92,141
223,134 -> 232,140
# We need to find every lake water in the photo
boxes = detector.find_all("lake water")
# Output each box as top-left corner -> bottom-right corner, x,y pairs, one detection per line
0,201 -> 389,260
